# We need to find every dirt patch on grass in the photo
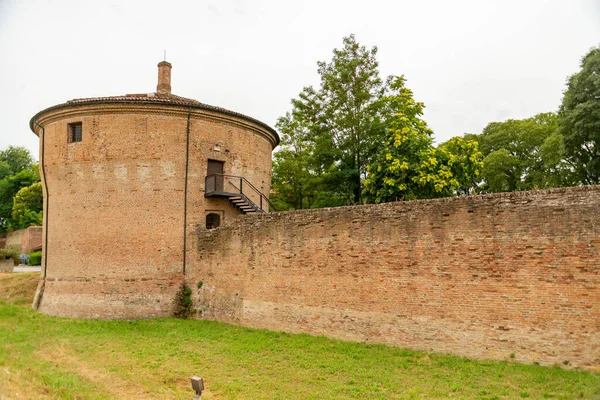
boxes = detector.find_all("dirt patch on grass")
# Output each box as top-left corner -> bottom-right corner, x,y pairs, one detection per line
37,345 -> 164,399
0,366 -> 51,400
0,273 -> 39,304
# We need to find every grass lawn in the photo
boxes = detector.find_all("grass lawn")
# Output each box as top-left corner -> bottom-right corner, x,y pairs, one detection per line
0,273 -> 598,399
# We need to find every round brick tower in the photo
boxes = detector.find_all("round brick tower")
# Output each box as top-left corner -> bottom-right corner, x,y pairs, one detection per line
30,62 -> 279,319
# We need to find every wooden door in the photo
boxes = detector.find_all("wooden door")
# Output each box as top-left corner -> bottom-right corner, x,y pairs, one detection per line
207,160 -> 224,192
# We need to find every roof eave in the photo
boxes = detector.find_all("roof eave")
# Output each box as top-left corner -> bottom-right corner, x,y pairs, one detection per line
30,99 -> 280,147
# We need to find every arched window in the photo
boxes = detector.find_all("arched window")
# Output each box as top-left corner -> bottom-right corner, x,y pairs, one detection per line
206,213 -> 221,229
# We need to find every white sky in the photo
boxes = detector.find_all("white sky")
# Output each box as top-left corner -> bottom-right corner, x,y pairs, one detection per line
1,0 -> 599,160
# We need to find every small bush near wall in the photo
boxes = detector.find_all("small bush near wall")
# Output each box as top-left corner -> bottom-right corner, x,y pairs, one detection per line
0,245 -> 21,264
29,251 -> 42,266
173,282 -> 193,319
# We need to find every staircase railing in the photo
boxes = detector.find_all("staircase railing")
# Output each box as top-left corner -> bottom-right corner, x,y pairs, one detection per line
205,174 -> 277,212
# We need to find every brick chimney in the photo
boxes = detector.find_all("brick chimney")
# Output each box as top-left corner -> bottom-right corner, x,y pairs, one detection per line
156,61 -> 172,94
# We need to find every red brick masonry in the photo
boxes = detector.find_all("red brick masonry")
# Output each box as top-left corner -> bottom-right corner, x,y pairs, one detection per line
5,226 -> 42,254
193,186 -> 599,369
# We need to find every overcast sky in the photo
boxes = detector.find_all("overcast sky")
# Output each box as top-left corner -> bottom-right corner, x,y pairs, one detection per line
0,0 -> 599,159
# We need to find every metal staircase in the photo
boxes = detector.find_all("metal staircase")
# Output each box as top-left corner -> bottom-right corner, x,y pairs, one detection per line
227,194 -> 261,214
204,174 -> 276,214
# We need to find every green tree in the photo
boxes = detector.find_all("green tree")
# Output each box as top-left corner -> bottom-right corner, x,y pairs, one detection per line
272,34 -> 388,208
435,137 -> 483,195
0,146 -> 34,178
0,146 -> 40,232
316,34 -> 387,204
469,113 -> 576,192
9,182 -> 43,230
271,111 -> 320,210
363,76 -> 483,203
0,168 -> 40,231
538,132 -> 578,187
558,45 -> 600,184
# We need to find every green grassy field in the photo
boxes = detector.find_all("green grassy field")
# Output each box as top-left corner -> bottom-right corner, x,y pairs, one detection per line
0,273 -> 598,399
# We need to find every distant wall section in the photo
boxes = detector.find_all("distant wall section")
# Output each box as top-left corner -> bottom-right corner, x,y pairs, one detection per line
5,226 -> 42,253
192,186 -> 600,369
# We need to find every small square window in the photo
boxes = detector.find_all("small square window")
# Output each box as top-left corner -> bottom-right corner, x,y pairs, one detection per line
68,122 -> 82,143
206,213 -> 221,229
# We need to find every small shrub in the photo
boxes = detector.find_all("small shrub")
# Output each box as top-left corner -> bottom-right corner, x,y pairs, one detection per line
29,251 -> 42,266
0,245 -> 21,263
173,282 -> 193,319
197,280 -> 203,289
510,353 -> 515,359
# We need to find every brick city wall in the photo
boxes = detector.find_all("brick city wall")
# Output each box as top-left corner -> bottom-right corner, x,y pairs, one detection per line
191,186 -> 600,369
4,228 -> 25,248
22,226 -> 42,253
5,226 -> 42,253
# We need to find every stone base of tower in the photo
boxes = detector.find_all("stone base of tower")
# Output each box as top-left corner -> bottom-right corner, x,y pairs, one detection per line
33,273 -> 183,319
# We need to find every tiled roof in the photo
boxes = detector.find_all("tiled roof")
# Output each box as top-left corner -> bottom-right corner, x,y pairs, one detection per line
31,92 -> 280,146
67,92 -> 204,106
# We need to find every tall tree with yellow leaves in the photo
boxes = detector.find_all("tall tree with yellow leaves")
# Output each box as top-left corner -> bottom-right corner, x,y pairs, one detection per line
363,76 -> 482,203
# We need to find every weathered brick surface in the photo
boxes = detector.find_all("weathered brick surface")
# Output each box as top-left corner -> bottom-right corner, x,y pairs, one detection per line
4,229 -> 24,248
31,102 -> 275,319
192,186 -> 600,368
22,226 -> 42,253
4,226 -> 42,253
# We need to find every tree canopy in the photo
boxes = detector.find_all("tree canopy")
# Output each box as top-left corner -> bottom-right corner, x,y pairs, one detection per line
0,147 -> 40,232
467,112 -> 577,192
273,35 -> 484,209
273,37 -> 598,210
272,34 -> 388,209
0,146 -> 34,180
558,45 -> 600,184
10,182 -> 43,230
363,76 -> 482,202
